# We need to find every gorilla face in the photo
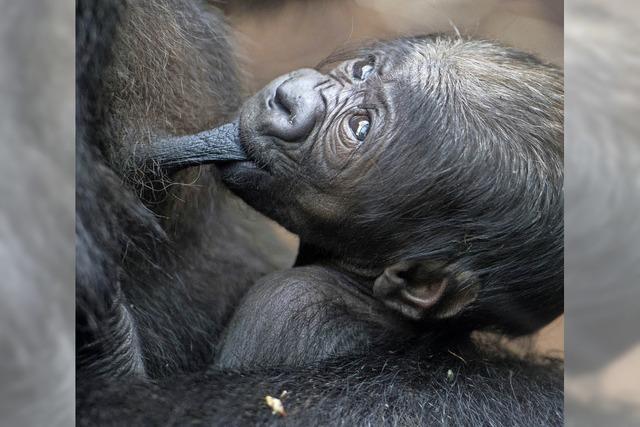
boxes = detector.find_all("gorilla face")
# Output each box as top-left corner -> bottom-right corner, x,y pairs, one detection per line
220,49 -> 408,246
220,36 -> 564,266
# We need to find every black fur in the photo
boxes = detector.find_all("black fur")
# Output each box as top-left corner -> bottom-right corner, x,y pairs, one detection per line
76,0 -> 286,381
76,1 -> 563,425
79,341 -> 562,426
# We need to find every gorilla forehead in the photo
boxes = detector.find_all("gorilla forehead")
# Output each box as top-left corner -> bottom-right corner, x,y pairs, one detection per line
369,36 -> 563,161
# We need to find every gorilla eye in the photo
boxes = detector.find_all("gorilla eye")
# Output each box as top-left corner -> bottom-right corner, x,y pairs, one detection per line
353,56 -> 375,81
348,115 -> 371,141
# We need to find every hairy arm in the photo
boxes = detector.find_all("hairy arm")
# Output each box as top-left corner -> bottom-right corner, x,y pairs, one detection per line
215,266 -> 401,369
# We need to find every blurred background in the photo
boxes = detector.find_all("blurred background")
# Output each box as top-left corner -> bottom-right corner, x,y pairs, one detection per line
226,0 -> 563,89
1,0 -> 639,425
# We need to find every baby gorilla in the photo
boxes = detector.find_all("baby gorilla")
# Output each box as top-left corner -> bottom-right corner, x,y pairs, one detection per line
214,35 -> 563,368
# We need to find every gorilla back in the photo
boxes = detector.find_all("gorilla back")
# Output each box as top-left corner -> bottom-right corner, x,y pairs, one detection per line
76,0 -> 563,425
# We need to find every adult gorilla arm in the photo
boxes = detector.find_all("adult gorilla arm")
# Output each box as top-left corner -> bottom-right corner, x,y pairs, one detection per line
78,342 -> 563,426
76,0 -> 291,380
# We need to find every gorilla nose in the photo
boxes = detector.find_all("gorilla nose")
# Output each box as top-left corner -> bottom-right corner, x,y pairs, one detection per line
268,68 -> 324,142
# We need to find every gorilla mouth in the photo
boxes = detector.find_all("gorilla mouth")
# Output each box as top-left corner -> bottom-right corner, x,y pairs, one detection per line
131,117 -> 274,187
217,138 -> 272,189
220,159 -> 262,174
217,119 -> 280,194
217,159 -> 272,195
241,146 -> 272,174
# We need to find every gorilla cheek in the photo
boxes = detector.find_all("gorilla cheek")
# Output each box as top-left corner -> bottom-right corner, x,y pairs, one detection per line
295,191 -> 346,231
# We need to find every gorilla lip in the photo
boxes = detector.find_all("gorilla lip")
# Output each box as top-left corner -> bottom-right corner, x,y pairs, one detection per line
217,136 -> 272,180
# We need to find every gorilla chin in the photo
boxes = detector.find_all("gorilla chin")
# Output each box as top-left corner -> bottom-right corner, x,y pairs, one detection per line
219,69 -> 325,230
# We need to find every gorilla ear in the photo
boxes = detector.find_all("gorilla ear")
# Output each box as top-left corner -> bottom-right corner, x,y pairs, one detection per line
373,261 -> 478,321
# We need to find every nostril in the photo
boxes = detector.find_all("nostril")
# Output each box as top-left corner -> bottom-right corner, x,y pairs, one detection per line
274,84 -> 292,115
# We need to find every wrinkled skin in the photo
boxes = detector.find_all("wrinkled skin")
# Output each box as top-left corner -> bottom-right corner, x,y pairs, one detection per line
222,62 -> 395,255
